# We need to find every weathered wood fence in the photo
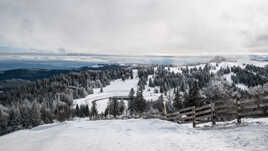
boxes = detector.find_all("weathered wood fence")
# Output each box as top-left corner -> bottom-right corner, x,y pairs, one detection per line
90,96 -> 268,128
146,98 -> 268,128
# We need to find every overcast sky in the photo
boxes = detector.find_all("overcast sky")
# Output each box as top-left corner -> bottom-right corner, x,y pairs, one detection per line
0,0 -> 268,55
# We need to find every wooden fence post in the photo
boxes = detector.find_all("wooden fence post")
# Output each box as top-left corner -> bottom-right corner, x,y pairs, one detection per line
163,101 -> 167,120
264,104 -> 268,116
192,106 -> 196,128
211,102 -> 216,126
236,99 -> 241,124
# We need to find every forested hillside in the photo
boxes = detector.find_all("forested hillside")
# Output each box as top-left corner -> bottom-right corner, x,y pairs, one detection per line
0,64 -> 125,92
0,66 -> 132,135
74,61 -> 268,120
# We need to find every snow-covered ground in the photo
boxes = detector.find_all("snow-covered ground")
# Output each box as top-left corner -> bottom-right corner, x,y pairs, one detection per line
73,70 -> 139,113
0,118 -> 268,151
73,69 -> 163,113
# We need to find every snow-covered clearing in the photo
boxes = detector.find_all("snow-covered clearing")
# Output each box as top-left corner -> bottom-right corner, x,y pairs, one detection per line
74,69 -> 163,112
0,118 -> 268,151
73,70 -> 139,113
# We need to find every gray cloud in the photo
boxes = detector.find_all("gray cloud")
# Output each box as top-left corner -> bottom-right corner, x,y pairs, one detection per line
257,35 -> 268,41
0,0 -> 268,55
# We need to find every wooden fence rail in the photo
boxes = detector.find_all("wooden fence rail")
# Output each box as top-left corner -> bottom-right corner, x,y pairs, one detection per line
150,98 -> 268,128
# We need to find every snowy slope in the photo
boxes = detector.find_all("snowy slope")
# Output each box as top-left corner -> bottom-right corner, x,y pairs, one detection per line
0,118 -> 268,151
73,70 -> 139,113
143,75 -> 163,101
166,60 -> 268,74
73,69 -> 165,112
165,62 -> 246,74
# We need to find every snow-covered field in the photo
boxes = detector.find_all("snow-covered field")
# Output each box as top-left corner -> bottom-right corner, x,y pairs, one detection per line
73,70 -> 139,113
0,118 -> 268,151
73,69 -> 162,113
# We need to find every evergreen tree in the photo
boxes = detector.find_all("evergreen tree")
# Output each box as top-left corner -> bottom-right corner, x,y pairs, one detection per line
31,101 -> 41,127
55,103 -> 70,122
40,104 -> 53,124
90,102 -> 98,119
107,98 -> 120,118
20,100 -> 32,128
160,86 -> 164,93
128,88 -> 136,115
135,86 -> 146,113
0,108 -> 9,135
180,82 -> 185,92
173,88 -> 183,110
130,70 -> 134,79
184,81 -> 201,107
8,106 -> 21,130
85,105 -> 89,116
118,100 -> 126,115
148,78 -> 154,87
104,107 -> 109,117
153,95 -> 164,112
75,104 -> 80,117
100,87 -> 103,93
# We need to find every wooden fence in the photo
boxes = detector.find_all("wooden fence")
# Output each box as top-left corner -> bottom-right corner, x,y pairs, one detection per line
164,103 -> 216,128
90,97 -> 268,128
147,97 -> 268,128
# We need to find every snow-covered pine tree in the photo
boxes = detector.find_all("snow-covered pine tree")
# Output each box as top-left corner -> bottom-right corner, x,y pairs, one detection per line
184,81 -> 201,107
173,88 -> 183,110
8,105 -> 21,131
118,100 -> 126,115
40,104 -> 53,124
128,88 -> 136,115
75,104 -> 80,117
100,86 -> 103,93
135,85 -> 146,113
0,105 -> 9,135
153,95 -> 164,113
30,101 -> 41,127
149,78 -> 154,87
90,102 -> 98,119
111,98 -> 120,118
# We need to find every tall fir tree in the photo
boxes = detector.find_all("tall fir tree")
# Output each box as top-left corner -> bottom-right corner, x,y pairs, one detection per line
128,88 -> 136,115
184,81 -> 201,107
107,98 -> 120,118
135,86 -> 146,113
173,88 -> 183,110
75,104 -> 80,117
31,101 -> 41,127
90,102 -> 98,119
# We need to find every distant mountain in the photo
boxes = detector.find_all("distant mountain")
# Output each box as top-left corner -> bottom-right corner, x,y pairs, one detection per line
0,69 -> 71,81
0,60 -> 96,71
208,56 -> 229,63
249,55 -> 268,61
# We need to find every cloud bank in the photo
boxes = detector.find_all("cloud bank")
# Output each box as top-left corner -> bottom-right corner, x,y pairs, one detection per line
0,0 -> 268,55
